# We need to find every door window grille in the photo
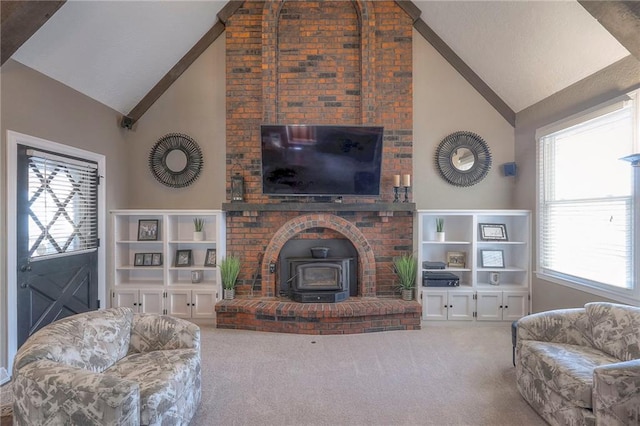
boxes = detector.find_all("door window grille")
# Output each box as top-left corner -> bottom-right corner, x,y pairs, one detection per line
27,149 -> 99,258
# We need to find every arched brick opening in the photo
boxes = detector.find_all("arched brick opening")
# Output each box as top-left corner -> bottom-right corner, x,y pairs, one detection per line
261,213 -> 376,298
262,0 -> 376,124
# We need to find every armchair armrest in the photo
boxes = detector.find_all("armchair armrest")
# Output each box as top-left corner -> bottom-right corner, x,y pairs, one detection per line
13,359 -> 139,426
517,308 -> 593,347
593,359 -> 640,426
129,313 -> 200,354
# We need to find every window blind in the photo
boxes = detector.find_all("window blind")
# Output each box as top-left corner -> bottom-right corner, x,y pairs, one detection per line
26,149 -> 99,259
538,101 -> 634,290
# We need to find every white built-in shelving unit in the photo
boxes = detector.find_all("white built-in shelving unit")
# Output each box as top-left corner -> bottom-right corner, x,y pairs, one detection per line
417,210 -> 531,323
110,210 -> 226,319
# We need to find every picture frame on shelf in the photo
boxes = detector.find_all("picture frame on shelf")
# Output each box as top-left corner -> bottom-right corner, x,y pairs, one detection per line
481,249 -> 505,268
151,253 -> 163,266
446,251 -> 466,268
175,249 -> 192,267
204,248 -> 217,267
138,219 -> 159,241
134,253 -> 144,266
479,223 -> 508,241
143,253 -> 153,266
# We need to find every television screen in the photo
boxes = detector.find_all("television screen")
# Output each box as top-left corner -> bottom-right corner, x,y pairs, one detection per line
261,125 -> 384,196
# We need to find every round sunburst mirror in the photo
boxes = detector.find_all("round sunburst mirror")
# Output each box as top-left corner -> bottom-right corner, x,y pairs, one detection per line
149,133 -> 203,188
435,131 -> 492,187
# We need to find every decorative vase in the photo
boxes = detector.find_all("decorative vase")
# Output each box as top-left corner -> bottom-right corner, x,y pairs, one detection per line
193,231 -> 204,241
436,231 -> 445,242
401,289 -> 413,301
224,288 -> 235,300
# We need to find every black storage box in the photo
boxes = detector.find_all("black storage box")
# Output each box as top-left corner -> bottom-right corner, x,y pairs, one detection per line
422,261 -> 446,269
423,271 -> 460,287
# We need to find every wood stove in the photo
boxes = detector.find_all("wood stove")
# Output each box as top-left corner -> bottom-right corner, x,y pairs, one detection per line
287,257 -> 352,303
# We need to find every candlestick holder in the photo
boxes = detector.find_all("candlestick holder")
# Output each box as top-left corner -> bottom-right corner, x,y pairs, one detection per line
403,186 -> 410,203
393,186 -> 400,202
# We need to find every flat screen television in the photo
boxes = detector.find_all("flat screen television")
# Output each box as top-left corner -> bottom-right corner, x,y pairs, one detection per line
261,124 -> 384,196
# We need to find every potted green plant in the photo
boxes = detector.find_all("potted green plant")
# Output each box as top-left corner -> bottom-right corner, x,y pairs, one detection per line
435,218 -> 445,242
193,218 -> 205,241
220,255 -> 241,299
393,253 -> 417,301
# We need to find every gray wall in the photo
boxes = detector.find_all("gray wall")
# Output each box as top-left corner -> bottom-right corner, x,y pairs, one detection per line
413,31 -> 516,209
124,35 -> 226,208
0,60 -> 131,373
514,55 -> 640,313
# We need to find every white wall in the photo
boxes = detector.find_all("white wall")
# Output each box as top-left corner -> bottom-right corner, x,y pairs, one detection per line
514,55 -> 640,312
413,30 -> 516,210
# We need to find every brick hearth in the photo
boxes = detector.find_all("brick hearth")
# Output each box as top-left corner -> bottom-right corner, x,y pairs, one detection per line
216,298 -> 421,334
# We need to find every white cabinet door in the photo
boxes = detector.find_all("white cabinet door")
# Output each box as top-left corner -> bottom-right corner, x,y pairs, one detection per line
139,290 -> 164,314
112,289 -> 164,314
503,291 -> 529,321
167,290 -> 216,319
477,290 -> 529,321
112,289 -> 139,310
448,290 -> 475,321
476,291 -> 503,321
422,290 -> 448,321
422,290 -> 475,321
191,290 -> 216,319
167,291 -> 192,319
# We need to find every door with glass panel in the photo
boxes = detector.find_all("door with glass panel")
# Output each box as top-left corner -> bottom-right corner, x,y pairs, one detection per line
16,144 -> 99,347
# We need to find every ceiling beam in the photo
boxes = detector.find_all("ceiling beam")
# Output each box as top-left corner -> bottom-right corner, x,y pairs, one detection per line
395,1 -> 516,127
121,1 -> 244,129
578,1 -> 640,60
1,1 -> 66,66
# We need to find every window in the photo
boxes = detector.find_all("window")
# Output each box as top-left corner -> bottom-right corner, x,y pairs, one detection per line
537,90 -> 639,302
27,149 -> 99,258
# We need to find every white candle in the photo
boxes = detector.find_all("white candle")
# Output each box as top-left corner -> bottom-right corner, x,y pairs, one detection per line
393,174 -> 401,187
402,174 -> 411,187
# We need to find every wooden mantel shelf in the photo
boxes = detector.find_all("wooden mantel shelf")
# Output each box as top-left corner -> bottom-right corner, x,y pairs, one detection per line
222,202 -> 416,213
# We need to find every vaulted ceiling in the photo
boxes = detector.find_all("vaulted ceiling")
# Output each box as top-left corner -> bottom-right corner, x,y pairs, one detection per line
2,1 -> 638,128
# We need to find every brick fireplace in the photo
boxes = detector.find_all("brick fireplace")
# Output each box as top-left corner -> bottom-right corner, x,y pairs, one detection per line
216,1 -> 420,334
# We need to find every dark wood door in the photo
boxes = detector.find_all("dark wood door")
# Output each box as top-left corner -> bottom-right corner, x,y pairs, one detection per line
16,144 -> 99,347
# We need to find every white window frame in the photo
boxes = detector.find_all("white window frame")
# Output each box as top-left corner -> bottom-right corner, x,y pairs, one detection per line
535,90 -> 640,305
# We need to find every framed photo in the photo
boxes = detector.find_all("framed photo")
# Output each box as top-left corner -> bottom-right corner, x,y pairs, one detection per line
138,219 -> 159,241
143,253 -> 153,266
481,250 -> 505,268
134,253 -> 144,266
151,253 -> 163,266
175,249 -> 192,267
446,251 -> 466,268
204,249 -> 217,267
479,223 -> 508,241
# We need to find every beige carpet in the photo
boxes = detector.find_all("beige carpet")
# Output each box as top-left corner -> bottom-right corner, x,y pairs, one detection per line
1,324 -> 545,425
191,324 -> 546,426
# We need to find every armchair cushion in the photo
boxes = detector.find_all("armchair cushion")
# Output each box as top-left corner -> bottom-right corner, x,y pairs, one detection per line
105,348 -> 200,425
13,307 -> 133,374
129,313 -> 200,354
519,341 -> 618,408
586,302 -> 640,361
517,307 -> 593,347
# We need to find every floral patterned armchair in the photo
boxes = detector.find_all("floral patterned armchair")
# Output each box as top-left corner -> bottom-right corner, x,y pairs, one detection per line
516,302 -> 640,426
12,307 -> 201,425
